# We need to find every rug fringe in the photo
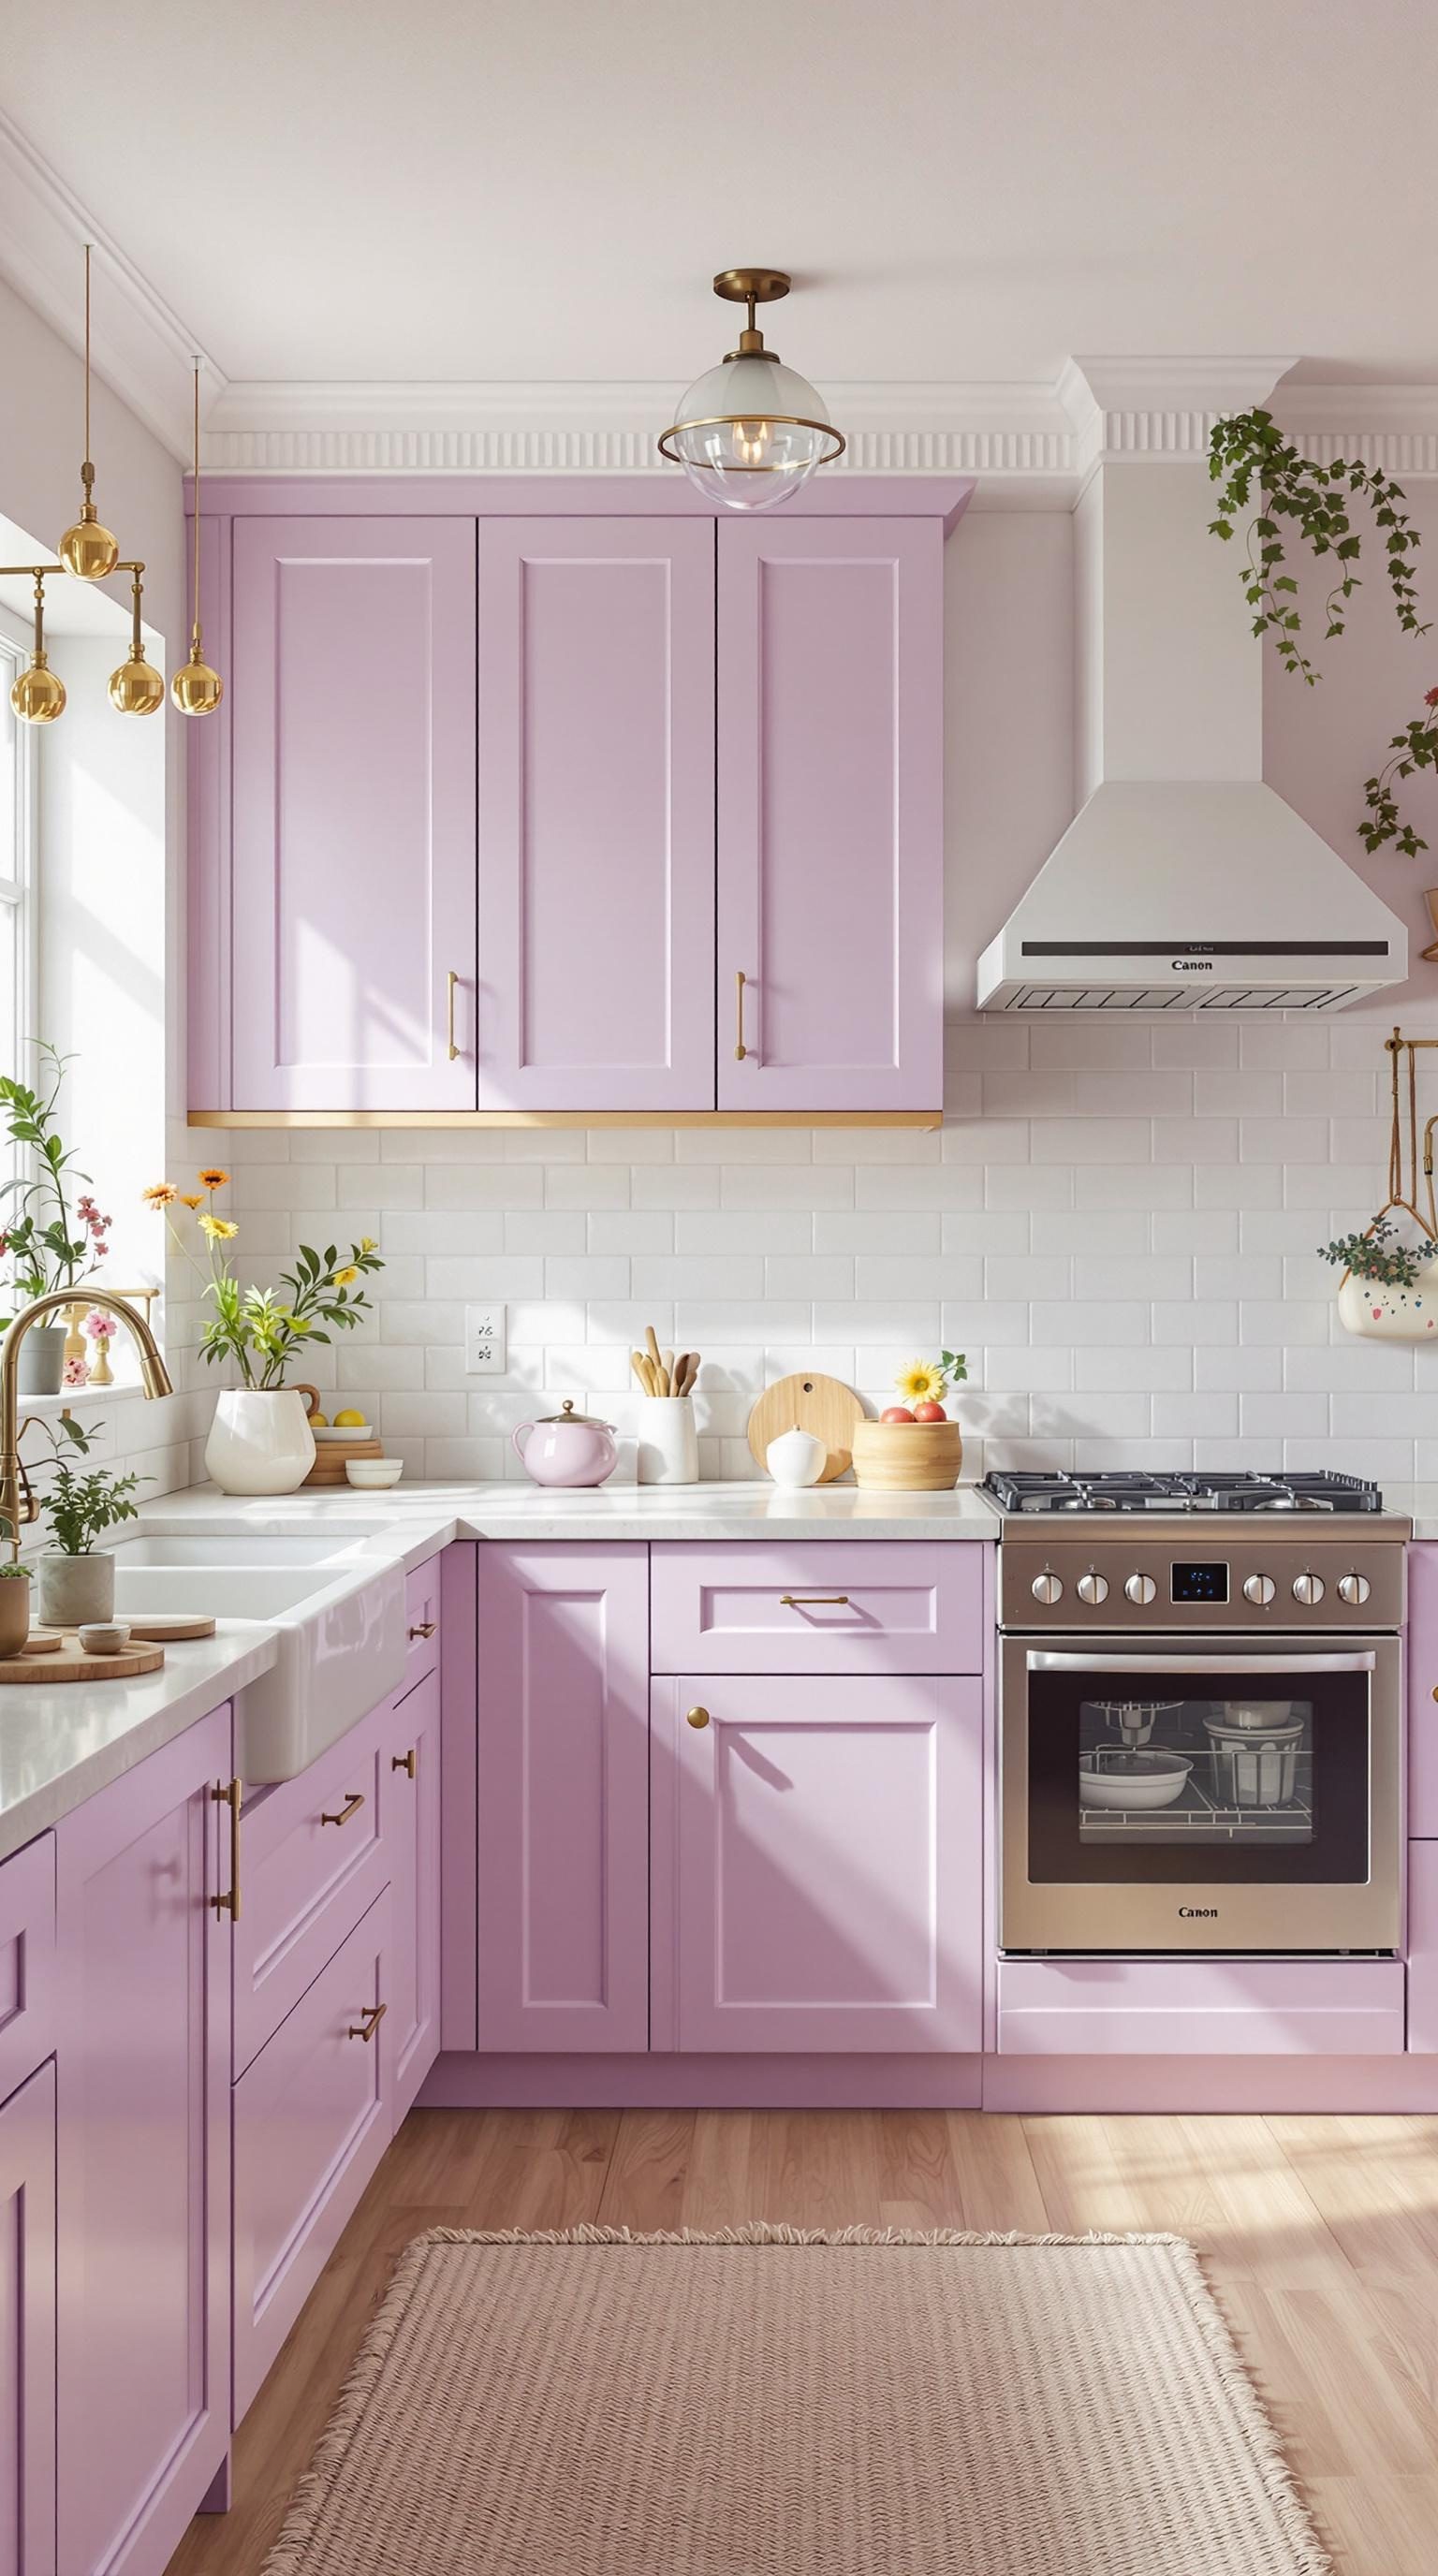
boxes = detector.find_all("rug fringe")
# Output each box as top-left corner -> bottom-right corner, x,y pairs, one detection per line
262,2222 -> 1334,2575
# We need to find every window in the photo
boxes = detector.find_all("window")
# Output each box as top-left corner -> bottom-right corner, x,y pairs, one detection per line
0,605 -> 35,1094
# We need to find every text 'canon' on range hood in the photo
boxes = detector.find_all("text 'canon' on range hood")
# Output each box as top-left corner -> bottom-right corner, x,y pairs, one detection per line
976,450 -> 1407,1013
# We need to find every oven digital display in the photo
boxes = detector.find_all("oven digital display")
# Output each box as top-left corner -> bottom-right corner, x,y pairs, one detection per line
1171,1560 -> 1229,1604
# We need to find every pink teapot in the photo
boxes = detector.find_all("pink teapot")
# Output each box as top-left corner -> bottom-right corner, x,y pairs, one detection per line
512,1398 -> 619,1487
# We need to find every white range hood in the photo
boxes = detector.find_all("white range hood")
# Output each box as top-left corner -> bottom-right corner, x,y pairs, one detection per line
977,452 -> 1407,1013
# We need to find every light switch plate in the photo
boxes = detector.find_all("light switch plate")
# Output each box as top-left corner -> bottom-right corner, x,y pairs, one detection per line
464,1304 -> 506,1376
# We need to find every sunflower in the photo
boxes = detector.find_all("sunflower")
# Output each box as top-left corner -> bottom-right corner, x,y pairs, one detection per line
142,1181 -> 178,1208
333,1265 -> 360,1285
197,1166 -> 230,1190
198,1213 -> 240,1241
894,1358 -> 947,1407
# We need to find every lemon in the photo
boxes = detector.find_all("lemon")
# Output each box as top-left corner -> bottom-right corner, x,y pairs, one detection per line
310,1411 -> 328,1427
333,1409 -> 366,1427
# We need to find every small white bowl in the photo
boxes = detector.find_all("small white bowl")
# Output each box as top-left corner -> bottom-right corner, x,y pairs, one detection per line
345,1458 -> 404,1489
78,1620 -> 131,1656
314,1423 -> 374,1442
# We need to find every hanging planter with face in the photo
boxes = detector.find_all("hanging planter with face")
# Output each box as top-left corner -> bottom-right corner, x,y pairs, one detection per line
1321,1208 -> 1438,1341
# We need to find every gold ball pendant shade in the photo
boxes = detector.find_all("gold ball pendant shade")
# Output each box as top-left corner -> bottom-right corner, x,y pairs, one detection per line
109,652 -> 165,716
659,270 -> 845,513
58,500 -> 120,582
9,656 -> 66,725
171,640 -> 224,717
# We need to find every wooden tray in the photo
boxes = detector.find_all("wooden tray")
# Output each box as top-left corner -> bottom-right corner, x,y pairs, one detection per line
746,1373 -> 864,1483
304,1437 -> 384,1486
0,1632 -> 164,1683
850,1418 -> 964,1492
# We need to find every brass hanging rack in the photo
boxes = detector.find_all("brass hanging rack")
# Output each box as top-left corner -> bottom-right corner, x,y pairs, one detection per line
1384,1025 -> 1438,1237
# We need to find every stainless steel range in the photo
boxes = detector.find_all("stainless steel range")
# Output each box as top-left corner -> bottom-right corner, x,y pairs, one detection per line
982,1471 -> 1408,1956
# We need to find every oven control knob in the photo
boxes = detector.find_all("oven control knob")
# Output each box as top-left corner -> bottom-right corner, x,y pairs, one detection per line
1292,1572 -> 1326,1607
1030,1571 -> 1064,1605
1337,1572 -> 1371,1606
1123,1573 -> 1157,1605
1243,1573 -> 1277,1606
1076,1572 -> 1109,1605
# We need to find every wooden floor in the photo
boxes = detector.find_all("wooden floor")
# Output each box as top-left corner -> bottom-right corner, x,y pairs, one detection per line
169,2106 -> 1438,2576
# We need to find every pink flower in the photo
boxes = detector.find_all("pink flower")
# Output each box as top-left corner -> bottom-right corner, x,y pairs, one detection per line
1425,687 -> 1438,709
83,1311 -> 117,1339
63,1355 -> 87,1387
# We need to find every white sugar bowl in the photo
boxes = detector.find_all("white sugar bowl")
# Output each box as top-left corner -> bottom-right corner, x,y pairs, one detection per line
766,1427 -> 826,1488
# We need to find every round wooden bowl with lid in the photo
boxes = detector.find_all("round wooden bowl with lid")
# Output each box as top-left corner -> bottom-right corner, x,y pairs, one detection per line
850,1417 -> 963,1491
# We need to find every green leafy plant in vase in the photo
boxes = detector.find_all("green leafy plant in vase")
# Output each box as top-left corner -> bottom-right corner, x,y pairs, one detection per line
23,1412 -> 144,1629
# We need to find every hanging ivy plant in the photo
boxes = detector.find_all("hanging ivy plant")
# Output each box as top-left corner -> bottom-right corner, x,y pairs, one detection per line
1207,408 -> 1435,855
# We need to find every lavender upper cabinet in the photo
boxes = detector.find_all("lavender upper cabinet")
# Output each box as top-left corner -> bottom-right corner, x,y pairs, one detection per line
0,2062 -> 56,2576
476,1544 -> 650,2051
653,1674 -> 982,2054
227,518 -> 477,1111
716,518 -> 945,1111
475,520 -> 715,1108
54,1707 -> 231,2576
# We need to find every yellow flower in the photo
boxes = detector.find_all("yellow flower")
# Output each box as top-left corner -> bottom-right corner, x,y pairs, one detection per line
178,1193 -> 205,1209
894,1358 -> 946,1406
197,1166 -> 230,1190
357,1237 -> 377,1254
141,1181 -> 178,1207
198,1214 -> 239,1241
333,1265 -> 359,1285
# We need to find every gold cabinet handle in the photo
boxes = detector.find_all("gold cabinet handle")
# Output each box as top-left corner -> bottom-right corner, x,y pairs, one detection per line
211,1777 -> 242,1922
391,1748 -> 417,1779
320,1791 -> 365,1829
780,1593 -> 850,1607
408,1619 -> 437,1640
686,1705 -> 711,1730
346,2001 -> 387,2044
447,969 -> 461,1062
735,970 -> 749,1062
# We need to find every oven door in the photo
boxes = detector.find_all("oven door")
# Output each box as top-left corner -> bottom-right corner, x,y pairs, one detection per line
1000,1634 -> 1401,1954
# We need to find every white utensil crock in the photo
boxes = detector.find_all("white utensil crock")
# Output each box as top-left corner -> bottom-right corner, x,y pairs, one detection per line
204,1387 -> 317,1496
637,1396 -> 698,1486
766,1427 -> 826,1487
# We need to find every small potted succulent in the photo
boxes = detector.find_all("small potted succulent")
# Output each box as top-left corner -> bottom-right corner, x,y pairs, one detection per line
1318,1214 -> 1438,1341
28,1413 -> 144,1629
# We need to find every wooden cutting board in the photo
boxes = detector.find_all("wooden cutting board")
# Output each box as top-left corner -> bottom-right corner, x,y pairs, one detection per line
746,1372 -> 864,1483
0,1633 -> 164,1683
122,1616 -> 217,1642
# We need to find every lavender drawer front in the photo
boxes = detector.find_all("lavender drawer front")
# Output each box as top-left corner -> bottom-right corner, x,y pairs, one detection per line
404,1556 -> 442,1690
1410,1841 -> 1438,2053
651,1544 -> 984,1675
996,1958 -> 1406,2057
1408,1543 -> 1438,1837
232,1890 -> 390,2422
0,2060 -> 55,2576
234,1697 -> 389,2074
0,1837 -> 54,2106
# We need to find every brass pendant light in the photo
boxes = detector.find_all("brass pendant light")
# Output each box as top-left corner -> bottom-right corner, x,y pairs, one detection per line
109,568 -> 165,715
170,361 -> 223,716
658,270 -> 845,512
9,576 -> 65,725
57,247 -> 120,580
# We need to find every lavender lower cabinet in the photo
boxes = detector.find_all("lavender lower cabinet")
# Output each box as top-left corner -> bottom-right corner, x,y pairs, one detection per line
476,1545 -> 650,2052
1407,1544 -> 1438,1837
231,1893 -> 391,2422
383,1668 -> 442,2117
54,1706 -> 232,2576
0,2062 -> 56,2576
1410,1842 -> 1438,2053
651,1674 -> 983,2054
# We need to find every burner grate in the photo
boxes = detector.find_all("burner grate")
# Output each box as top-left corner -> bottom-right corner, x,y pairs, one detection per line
981,1469 -> 1384,1515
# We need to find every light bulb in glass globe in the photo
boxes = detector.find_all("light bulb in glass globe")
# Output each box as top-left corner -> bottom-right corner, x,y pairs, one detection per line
10,656 -> 66,725
659,271 -> 844,513
171,639 -> 224,716
58,504 -> 120,580
109,651 -> 165,715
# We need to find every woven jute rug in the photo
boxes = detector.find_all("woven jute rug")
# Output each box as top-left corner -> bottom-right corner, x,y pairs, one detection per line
263,2225 -> 1331,2576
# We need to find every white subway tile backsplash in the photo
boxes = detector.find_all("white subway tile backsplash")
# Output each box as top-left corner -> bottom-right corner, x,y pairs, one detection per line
544,1165 -> 632,1209
506,1212 -> 596,1256
681,1210 -> 813,1254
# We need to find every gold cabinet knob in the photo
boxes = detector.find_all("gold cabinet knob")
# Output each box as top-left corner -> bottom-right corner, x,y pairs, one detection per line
686,1705 -> 711,1730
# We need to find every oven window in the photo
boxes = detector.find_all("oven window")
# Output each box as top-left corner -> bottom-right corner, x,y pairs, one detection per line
1026,1663 -> 1371,1885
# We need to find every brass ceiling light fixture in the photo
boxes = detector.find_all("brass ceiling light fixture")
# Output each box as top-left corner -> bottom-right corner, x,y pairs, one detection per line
5,249 -> 223,726
658,270 -> 845,512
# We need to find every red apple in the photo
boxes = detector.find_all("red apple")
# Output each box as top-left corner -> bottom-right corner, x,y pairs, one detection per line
880,1405 -> 917,1424
913,1400 -> 947,1423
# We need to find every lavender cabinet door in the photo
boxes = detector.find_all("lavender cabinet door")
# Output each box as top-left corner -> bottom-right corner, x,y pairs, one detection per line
716,518 -> 944,1110
229,517 -> 477,1110
1409,1543 -> 1438,1837
476,1545 -> 649,2051
653,1674 -> 981,2054
476,520 -> 715,1108
383,1667 -> 442,2119
54,1705 -> 231,2576
0,2063 -> 56,2576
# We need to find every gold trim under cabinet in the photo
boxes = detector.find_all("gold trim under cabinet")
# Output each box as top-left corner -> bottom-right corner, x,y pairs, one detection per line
188,1107 -> 944,1131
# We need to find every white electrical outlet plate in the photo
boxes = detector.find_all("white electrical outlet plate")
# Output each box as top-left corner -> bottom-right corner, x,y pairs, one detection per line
464,1304 -> 506,1376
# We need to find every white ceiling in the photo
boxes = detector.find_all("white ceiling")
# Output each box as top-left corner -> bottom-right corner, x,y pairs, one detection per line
1,0 -> 1435,395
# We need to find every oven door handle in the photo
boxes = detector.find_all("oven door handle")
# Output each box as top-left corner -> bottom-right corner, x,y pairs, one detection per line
1028,1649 -> 1377,1676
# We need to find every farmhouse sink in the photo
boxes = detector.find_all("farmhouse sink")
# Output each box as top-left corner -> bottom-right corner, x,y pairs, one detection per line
106,1531 -> 391,1569
109,1552 -> 407,1782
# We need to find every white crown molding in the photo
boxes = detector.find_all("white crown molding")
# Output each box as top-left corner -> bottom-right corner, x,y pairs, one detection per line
0,107 -> 224,462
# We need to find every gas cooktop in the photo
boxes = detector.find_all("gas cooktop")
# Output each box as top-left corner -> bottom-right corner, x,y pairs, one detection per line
981,1470 -> 1385,1516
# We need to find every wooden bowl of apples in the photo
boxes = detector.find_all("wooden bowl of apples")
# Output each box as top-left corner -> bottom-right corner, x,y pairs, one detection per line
851,1406 -> 963,1491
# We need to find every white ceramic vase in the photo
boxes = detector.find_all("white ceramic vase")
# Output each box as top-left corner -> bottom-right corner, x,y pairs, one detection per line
636,1396 -> 698,1486
204,1387 -> 317,1495
37,1551 -> 114,1629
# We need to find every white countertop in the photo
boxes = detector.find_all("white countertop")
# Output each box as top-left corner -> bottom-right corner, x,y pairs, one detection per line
0,1622 -> 278,1864
1377,1486 -> 1438,1543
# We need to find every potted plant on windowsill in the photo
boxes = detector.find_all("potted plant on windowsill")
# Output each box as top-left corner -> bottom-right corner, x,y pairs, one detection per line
0,1045 -> 114,1396
24,1413 -> 144,1628
149,1173 -> 384,1495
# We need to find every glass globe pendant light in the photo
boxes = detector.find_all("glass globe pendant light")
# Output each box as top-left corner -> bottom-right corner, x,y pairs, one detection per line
57,247 -> 121,580
171,361 -> 224,716
658,270 -> 844,512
